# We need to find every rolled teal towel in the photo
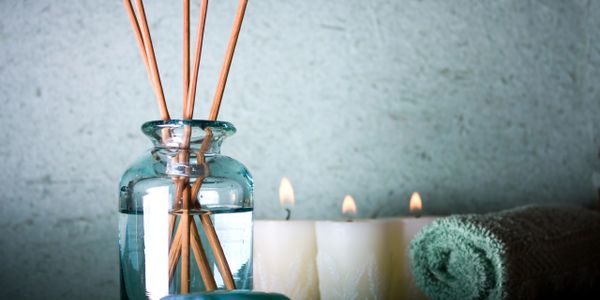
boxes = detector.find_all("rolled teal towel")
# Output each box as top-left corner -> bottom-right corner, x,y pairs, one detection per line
161,290 -> 290,300
409,205 -> 600,300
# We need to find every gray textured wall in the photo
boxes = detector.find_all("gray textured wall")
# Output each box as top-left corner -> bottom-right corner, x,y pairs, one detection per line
1,0 -> 599,298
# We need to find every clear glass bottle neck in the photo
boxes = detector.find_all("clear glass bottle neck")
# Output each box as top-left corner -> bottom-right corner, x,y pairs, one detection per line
142,120 -> 236,155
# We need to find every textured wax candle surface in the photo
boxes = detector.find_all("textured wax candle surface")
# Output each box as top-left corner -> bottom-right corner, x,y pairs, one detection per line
253,221 -> 320,300
315,221 -> 391,299
1,0 -> 600,299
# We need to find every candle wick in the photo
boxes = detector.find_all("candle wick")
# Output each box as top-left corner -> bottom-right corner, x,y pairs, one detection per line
285,208 -> 291,221
344,213 -> 354,222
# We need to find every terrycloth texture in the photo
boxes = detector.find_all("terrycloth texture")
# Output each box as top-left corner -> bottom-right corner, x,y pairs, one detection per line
409,205 -> 600,300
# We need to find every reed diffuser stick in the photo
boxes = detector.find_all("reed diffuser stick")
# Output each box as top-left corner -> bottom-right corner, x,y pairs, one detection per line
177,1 -> 194,286
184,0 -> 209,119
190,217 -> 218,291
128,2 -> 181,264
180,185 -> 191,292
208,0 -> 248,120
183,0 -> 190,108
179,2 -> 209,289
168,212 -> 177,242
169,224 -> 182,279
123,0 -> 150,71
170,178 -> 185,244
123,0 -> 169,120
200,213 -> 236,289
134,0 -> 170,120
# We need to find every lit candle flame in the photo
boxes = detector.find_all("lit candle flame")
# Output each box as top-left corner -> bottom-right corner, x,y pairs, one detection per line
279,177 -> 294,220
342,195 -> 357,218
409,192 -> 422,217
279,177 -> 295,207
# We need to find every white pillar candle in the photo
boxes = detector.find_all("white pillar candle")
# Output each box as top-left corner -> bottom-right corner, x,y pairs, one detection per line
387,192 -> 436,299
253,177 -> 320,299
315,195 -> 392,300
253,220 -> 319,300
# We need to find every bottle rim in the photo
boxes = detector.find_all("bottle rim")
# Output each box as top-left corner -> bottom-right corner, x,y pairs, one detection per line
142,119 -> 236,137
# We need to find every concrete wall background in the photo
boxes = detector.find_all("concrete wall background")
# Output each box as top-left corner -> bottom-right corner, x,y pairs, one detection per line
1,0 -> 599,298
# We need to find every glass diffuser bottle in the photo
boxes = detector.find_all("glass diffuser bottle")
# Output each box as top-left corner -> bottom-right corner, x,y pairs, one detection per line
119,120 -> 253,299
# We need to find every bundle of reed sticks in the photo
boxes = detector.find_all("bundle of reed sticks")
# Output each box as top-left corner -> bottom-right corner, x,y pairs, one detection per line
123,0 -> 248,293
